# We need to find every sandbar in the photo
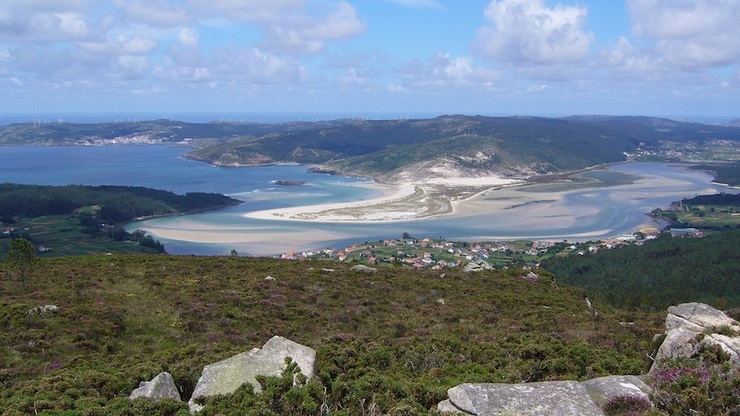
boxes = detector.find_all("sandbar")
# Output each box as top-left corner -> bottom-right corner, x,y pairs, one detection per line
243,175 -> 522,223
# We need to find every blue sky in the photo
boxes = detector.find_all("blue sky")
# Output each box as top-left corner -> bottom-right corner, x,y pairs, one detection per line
1,0 -> 739,120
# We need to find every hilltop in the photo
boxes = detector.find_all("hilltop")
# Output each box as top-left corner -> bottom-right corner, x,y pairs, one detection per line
0,254 -> 665,415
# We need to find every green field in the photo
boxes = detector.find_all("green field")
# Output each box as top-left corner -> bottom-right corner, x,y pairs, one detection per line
1,215 -> 161,257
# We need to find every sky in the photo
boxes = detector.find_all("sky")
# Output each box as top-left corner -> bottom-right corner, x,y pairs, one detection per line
1,0 -> 739,121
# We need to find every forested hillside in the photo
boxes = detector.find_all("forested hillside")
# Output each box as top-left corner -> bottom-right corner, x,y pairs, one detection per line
0,184 -> 241,257
543,230 -> 740,310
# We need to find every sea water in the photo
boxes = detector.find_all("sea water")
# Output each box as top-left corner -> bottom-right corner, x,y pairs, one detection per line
0,144 -> 733,255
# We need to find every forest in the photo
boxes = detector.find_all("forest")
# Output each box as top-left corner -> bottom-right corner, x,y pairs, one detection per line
0,184 -> 240,224
542,230 -> 740,311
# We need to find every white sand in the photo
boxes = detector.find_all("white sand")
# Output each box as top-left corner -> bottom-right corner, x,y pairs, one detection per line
244,175 -> 521,223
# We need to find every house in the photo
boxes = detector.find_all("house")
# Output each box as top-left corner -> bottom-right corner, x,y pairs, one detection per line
670,228 -> 703,238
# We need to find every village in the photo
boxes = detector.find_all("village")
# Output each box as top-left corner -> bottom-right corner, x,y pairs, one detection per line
276,229 -> 671,269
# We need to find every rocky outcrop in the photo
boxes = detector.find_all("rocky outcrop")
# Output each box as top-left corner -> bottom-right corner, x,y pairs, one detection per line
442,381 -> 604,415
129,372 -> 181,402
462,261 -> 493,273
650,302 -> 740,372
188,336 -> 316,413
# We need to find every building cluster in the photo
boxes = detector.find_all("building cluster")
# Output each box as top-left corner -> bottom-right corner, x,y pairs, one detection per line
277,228 -> 677,270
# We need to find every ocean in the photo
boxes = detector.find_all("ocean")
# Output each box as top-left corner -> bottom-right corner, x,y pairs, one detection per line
0,144 -> 733,256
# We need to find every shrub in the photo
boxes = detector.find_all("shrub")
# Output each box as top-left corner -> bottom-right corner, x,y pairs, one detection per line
603,394 -> 651,416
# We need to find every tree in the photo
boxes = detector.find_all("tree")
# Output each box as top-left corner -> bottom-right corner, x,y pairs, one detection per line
4,237 -> 38,289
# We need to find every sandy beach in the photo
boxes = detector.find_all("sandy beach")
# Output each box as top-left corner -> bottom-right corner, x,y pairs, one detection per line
127,162 -> 725,256
243,175 -> 522,223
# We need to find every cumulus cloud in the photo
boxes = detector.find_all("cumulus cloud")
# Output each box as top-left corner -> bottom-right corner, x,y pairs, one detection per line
401,53 -> 501,89
262,2 -> 366,53
627,0 -> 740,68
0,10 -> 93,42
475,0 -> 594,65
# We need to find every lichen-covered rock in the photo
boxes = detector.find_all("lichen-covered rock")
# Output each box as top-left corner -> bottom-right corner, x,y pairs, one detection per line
129,372 -> 181,402
651,302 -> 740,373
665,302 -> 740,333
462,261 -> 493,273
188,336 -> 316,413
582,375 -> 651,408
444,381 -> 604,416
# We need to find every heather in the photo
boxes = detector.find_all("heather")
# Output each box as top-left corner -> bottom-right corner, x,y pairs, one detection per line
1,254 -> 663,414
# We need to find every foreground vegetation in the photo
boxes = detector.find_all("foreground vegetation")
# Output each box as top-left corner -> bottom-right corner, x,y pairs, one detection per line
1,254 -> 667,414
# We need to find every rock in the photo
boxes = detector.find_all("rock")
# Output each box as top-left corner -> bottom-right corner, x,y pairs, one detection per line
350,265 -> 377,273
651,302 -> 740,373
27,304 -> 58,315
517,271 -> 539,282
462,261 -> 493,273
582,375 -> 651,408
189,336 -> 316,413
436,399 -> 471,414
666,302 -> 740,333
444,381 -> 604,416
129,372 -> 181,402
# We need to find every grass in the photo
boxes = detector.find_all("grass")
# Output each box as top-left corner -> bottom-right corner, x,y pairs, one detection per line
1,254 -> 665,414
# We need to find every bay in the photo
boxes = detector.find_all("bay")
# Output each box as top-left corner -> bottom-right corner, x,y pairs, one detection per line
0,144 -> 733,256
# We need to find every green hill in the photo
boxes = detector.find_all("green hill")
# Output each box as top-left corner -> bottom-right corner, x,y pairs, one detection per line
185,115 -> 740,179
542,230 -> 740,311
0,255 -> 664,415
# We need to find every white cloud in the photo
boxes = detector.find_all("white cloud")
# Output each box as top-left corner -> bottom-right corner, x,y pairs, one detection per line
475,0 -> 594,65
118,35 -> 158,54
186,0 -> 310,26
382,0 -> 444,10
177,28 -> 198,47
117,0 -> 190,28
114,55 -> 149,79
210,47 -> 306,85
401,53 -> 501,89
627,0 -> 740,68
604,36 -> 660,77
262,2 -> 366,53
337,68 -> 369,90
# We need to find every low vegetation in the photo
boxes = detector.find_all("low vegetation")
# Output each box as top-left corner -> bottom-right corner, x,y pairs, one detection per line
1,254 -> 665,414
